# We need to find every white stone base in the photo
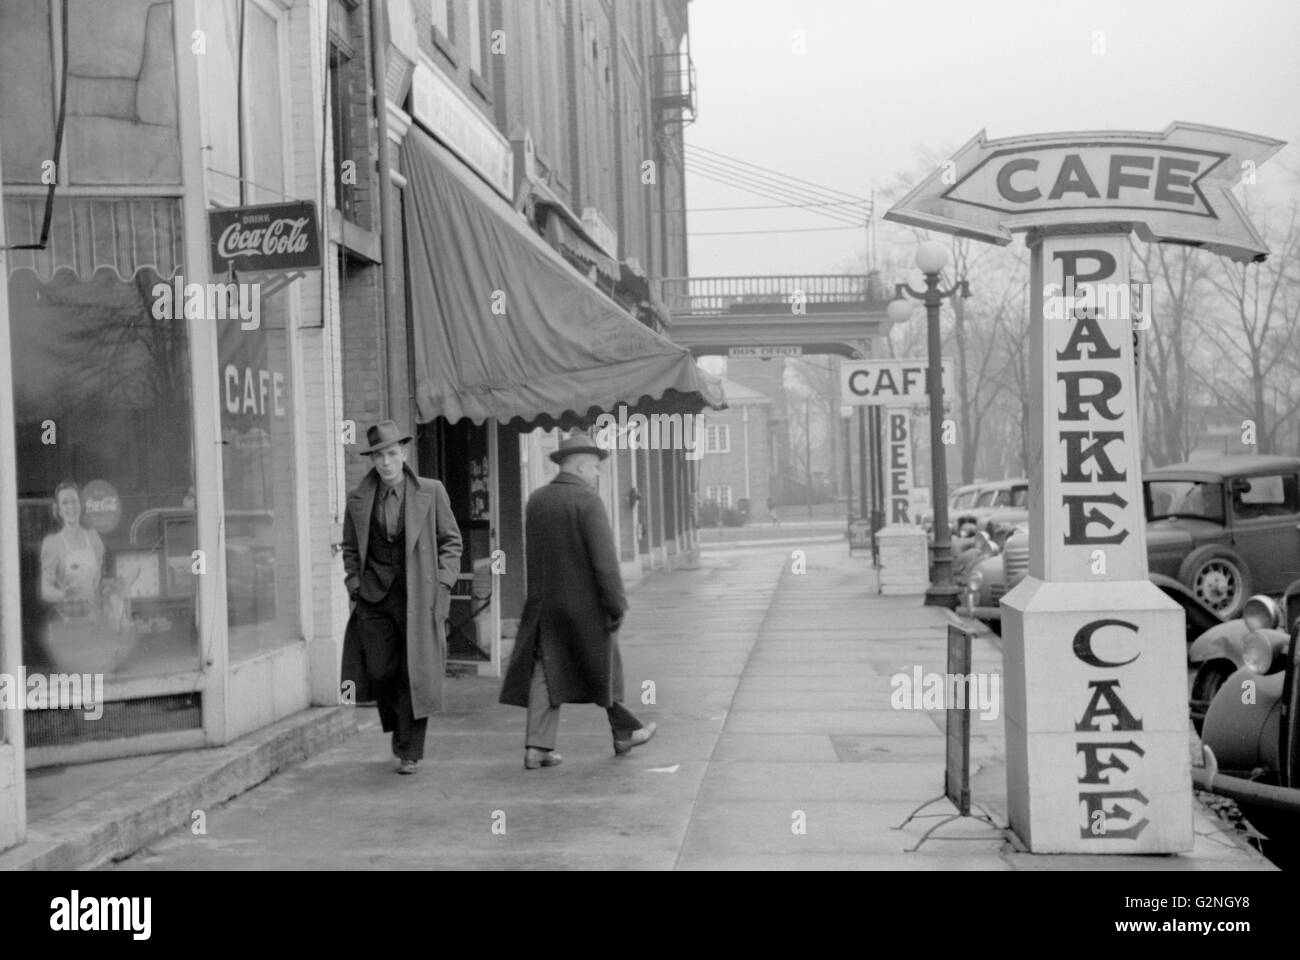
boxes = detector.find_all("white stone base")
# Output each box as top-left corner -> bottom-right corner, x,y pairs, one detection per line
875,524 -> 929,595
1001,576 -> 1193,853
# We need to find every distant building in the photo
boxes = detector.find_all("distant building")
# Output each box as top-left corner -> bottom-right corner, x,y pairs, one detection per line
725,357 -> 791,502
697,379 -> 770,516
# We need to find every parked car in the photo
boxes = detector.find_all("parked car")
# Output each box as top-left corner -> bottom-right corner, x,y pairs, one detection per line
967,478 -> 1028,532
963,526 -> 1226,644
963,456 -> 1300,623
915,481 -> 984,533
1146,455 -> 1300,618
1188,582 -> 1300,733
1197,600 -> 1300,837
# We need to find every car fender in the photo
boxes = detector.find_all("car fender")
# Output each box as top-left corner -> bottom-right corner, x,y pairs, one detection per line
1188,620 -> 1253,666
1202,666 -> 1285,776
1149,571 -> 1225,642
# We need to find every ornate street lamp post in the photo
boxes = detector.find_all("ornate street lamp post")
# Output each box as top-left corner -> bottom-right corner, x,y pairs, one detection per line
886,241 -> 970,608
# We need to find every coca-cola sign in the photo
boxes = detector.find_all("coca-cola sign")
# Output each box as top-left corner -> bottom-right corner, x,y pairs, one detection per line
208,201 -> 321,274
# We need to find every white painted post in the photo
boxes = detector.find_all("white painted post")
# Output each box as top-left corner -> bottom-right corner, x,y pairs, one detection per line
0,142 -> 28,850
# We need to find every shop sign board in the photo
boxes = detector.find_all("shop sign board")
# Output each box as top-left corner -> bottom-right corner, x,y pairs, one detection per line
884,405 -> 914,525
842,358 -> 953,405
885,122 -> 1286,854
412,60 -> 514,200
728,346 -> 802,359
884,123 -> 1284,264
208,201 -> 321,275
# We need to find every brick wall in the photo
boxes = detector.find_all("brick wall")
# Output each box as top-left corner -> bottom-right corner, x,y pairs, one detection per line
696,403 -> 771,511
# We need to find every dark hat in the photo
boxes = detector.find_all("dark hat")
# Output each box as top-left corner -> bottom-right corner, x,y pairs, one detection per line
549,432 -> 609,464
359,420 -> 413,455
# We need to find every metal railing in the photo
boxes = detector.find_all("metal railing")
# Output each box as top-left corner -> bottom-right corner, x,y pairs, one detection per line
654,274 -> 888,317
651,53 -> 697,121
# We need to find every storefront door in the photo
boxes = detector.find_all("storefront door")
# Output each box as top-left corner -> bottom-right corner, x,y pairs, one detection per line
419,417 -> 502,677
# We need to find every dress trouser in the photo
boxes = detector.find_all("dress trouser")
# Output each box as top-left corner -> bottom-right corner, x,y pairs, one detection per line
355,586 -> 427,761
525,645 -> 644,750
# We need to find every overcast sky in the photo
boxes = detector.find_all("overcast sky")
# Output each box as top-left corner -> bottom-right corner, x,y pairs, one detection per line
683,0 -> 1300,278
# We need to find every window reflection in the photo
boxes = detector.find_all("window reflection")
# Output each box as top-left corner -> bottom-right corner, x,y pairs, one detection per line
10,267 -> 198,677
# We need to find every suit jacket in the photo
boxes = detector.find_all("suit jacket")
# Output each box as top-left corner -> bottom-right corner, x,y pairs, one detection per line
340,465 -> 462,717
499,472 -> 628,708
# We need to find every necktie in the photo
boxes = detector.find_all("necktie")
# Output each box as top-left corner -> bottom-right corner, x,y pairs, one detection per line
385,484 -> 400,538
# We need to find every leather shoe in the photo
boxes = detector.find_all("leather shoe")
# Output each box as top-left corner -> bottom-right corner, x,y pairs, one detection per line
524,748 -> 562,770
396,758 -> 419,775
613,721 -> 657,756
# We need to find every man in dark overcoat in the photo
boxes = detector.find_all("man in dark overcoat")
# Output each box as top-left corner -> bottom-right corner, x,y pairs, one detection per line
341,420 -> 462,774
499,433 -> 657,769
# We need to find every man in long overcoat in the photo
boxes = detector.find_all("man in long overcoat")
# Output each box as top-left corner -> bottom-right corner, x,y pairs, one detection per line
499,433 -> 656,769
341,420 -> 462,774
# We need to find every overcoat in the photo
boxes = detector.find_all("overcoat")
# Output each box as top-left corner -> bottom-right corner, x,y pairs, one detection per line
340,466 -> 462,719
499,472 -> 628,708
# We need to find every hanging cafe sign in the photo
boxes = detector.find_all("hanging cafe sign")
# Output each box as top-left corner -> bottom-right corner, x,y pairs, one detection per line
886,122 -> 1285,854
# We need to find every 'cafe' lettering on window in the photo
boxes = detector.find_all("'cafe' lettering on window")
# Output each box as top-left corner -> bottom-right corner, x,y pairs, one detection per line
225,365 -> 286,419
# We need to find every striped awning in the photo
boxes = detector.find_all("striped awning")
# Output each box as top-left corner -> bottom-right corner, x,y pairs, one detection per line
3,196 -> 185,283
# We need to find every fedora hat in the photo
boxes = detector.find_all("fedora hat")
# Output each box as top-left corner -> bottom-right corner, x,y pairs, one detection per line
359,420 -> 413,455
549,431 -> 609,464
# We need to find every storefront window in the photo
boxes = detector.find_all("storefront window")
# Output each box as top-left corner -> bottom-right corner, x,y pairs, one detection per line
219,301 -> 300,662
0,0 -> 181,186
9,267 -> 199,679
199,0 -> 286,207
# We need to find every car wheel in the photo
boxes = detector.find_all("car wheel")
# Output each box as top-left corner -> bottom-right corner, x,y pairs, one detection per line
1178,546 -> 1252,619
1189,659 -> 1235,736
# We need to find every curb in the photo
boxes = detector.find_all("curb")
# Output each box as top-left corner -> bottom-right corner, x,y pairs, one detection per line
0,705 -> 357,871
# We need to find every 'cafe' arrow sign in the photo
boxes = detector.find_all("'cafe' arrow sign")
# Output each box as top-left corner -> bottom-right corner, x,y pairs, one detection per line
885,122 -> 1284,263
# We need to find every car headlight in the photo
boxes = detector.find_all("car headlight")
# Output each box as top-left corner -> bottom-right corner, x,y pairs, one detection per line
1241,631 -> 1273,673
1242,595 -> 1280,631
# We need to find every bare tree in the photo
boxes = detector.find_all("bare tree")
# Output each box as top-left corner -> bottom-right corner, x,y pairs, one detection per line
1133,242 -> 1213,468
1197,200 -> 1300,455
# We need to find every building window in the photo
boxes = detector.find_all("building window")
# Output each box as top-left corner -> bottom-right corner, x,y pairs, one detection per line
432,0 -> 450,38
705,424 -> 731,454
0,0 -> 181,186
467,0 -> 483,76
196,0 -> 303,661
329,45 -> 358,222
10,268 -> 199,681
198,0 -> 289,207
328,1 -> 363,223
705,486 -> 732,508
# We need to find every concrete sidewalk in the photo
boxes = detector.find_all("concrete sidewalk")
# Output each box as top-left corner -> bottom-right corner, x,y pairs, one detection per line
91,541 -> 1268,871
2,541 -> 1271,870
0,706 -> 356,870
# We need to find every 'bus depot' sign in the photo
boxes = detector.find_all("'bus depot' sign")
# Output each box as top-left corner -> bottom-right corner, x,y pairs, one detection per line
885,122 -> 1285,854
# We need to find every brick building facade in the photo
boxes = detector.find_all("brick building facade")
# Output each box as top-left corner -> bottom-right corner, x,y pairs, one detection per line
0,0 -> 711,853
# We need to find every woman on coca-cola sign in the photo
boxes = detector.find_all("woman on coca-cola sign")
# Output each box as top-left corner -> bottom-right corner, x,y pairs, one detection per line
40,480 -> 106,618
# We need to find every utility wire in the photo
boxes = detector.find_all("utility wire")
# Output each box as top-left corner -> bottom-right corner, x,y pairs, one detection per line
684,152 -> 873,221
688,200 -> 867,213
690,225 -> 866,235
687,142 -> 869,204
685,159 -> 868,227
685,152 -> 870,218
686,160 -> 868,223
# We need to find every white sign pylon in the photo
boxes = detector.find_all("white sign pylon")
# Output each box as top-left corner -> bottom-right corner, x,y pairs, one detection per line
1002,232 -> 1189,852
885,122 -> 1285,854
